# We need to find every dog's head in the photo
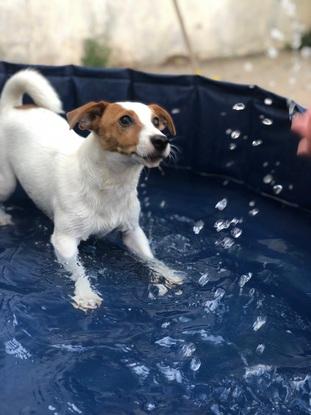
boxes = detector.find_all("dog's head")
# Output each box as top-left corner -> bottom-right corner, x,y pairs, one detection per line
67,101 -> 176,168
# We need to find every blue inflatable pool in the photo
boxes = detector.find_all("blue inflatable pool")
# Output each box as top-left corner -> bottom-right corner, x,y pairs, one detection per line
0,62 -> 310,415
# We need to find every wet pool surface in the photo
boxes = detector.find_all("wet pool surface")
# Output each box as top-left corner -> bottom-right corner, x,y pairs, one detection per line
1,168 -> 311,415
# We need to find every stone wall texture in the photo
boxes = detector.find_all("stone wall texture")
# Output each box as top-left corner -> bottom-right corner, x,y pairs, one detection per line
0,0 -> 310,66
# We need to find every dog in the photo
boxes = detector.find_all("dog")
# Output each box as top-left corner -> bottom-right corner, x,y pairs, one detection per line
0,69 -> 182,310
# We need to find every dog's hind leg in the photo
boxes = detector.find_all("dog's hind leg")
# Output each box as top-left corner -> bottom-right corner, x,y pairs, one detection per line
51,231 -> 102,310
0,166 -> 17,226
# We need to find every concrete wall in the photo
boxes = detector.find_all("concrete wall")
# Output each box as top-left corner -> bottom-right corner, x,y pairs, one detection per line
0,0 -> 310,66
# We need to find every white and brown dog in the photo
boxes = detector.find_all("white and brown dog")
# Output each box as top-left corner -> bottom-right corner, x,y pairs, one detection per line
0,69 -> 182,310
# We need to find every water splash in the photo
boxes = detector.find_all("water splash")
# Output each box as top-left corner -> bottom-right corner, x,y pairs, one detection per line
180,343 -> 196,357
215,198 -> 227,211
252,139 -> 263,146
171,108 -> 180,114
231,130 -> 241,139
256,344 -> 265,354
262,118 -> 273,126
4,338 -> 31,360
193,220 -> 204,235
231,227 -> 242,238
253,316 -> 267,331
263,174 -> 273,184
273,184 -> 283,195
249,208 -> 259,216
198,273 -> 209,286
239,272 -> 252,288
232,103 -> 245,111
190,357 -> 201,372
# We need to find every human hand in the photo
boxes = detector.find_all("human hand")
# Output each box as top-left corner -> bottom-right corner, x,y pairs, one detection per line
291,109 -> 311,156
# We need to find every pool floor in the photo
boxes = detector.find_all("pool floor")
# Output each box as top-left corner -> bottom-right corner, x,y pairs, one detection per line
1,168 -> 311,414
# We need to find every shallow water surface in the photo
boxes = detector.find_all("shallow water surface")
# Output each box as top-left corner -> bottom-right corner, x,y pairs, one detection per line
1,169 -> 311,414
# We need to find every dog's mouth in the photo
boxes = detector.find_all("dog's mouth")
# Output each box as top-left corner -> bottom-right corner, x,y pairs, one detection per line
132,152 -> 166,167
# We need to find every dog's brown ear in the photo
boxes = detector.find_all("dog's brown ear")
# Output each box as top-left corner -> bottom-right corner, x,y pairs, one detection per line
149,104 -> 176,136
66,101 -> 109,131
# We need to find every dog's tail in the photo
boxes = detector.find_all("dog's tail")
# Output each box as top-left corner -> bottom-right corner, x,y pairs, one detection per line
0,69 -> 63,113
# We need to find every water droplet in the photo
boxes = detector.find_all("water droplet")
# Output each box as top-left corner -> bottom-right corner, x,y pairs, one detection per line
263,161 -> 269,167
275,161 -> 281,166
249,200 -> 255,207
231,227 -> 242,238
253,316 -> 267,331
287,98 -> 297,120
171,108 -> 180,114
180,343 -> 196,357
160,200 -> 166,208
243,62 -> 253,72
264,98 -> 273,105
256,344 -> 265,354
225,128 -> 232,135
249,208 -> 259,216
267,47 -> 279,59
215,198 -> 227,211
252,139 -> 263,146
198,273 -> 209,286
239,272 -> 252,288
262,118 -> 273,126
229,143 -> 237,150
214,219 -> 231,232
215,237 -> 234,249
220,111 -> 227,116
263,174 -> 273,184
232,103 -> 245,111
273,184 -> 283,194
190,357 -> 201,372
146,403 -> 156,411
289,184 -> 294,190
270,28 -> 285,41
193,220 -> 204,235
231,130 -> 241,139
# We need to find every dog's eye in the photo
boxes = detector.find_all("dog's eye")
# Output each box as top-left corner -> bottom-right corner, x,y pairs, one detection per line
119,115 -> 133,127
152,117 -> 160,128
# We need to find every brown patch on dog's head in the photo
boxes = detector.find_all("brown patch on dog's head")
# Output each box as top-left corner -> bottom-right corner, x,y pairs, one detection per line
66,101 -> 143,154
149,104 -> 176,136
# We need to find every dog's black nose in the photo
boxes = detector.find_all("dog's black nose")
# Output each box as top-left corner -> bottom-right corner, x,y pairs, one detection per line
151,135 -> 169,151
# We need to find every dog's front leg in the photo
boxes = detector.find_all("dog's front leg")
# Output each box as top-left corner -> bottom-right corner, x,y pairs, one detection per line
122,226 -> 154,260
51,231 -> 102,310
122,227 -> 184,287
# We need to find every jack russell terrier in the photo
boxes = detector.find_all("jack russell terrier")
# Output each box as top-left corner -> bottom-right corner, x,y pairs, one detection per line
0,69 -> 183,310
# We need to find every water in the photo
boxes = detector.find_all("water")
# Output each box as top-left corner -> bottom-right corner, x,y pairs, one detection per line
252,139 -> 263,147
264,98 -> 273,106
263,174 -> 274,184
215,198 -> 227,211
232,103 -> 245,111
262,118 -> 273,126
231,130 -> 241,139
1,170 -> 311,414
273,184 -> 283,195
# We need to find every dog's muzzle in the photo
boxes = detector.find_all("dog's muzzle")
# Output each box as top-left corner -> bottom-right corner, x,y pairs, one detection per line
150,135 -> 169,152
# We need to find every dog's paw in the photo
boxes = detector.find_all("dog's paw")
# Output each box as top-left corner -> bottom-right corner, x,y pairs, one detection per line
72,290 -> 103,311
0,212 -> 14,226
163,269 -> 185,287
72,276 -> 103,311
149,260 -> 185,288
